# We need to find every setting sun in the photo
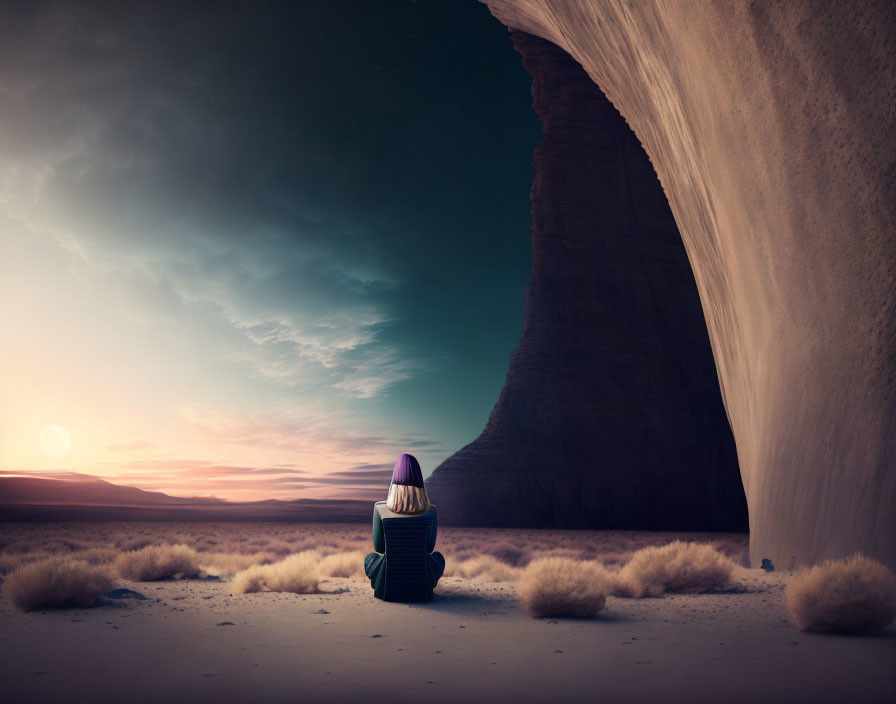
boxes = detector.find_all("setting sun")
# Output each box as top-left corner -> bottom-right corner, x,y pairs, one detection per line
39,425 -> 71,459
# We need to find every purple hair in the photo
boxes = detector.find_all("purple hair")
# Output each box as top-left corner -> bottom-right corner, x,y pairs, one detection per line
391,453 -> 424,488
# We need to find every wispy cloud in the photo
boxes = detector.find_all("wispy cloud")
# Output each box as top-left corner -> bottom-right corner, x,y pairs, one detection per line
0,0 -> 531,502
105,440 -> 156,452
0,469 -> 391,503
173,403 -> 410,455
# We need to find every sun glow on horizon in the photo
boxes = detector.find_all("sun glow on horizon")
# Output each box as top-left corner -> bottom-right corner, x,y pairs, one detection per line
0,0 -> 534,504
39,425 -> 71,459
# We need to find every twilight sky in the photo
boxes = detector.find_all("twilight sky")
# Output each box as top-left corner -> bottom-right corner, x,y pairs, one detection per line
0,1 -> 540,501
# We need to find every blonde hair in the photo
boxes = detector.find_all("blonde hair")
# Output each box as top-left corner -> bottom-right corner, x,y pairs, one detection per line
387,483 -> 432,514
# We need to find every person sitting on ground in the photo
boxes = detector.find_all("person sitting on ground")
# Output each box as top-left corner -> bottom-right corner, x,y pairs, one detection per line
364,453 -> 444,602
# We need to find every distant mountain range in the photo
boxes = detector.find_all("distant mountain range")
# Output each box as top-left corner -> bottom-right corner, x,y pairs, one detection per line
0,476 -> 370,522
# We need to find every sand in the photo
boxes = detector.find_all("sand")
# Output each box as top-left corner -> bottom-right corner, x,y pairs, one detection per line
1,570 -> 893,704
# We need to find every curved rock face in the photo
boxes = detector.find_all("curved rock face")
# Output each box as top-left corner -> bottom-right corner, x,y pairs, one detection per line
427,31 -> 748,532
441,1 -> 895,568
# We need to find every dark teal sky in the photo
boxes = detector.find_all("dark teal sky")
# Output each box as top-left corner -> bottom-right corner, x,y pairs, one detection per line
0,0 -> 540,496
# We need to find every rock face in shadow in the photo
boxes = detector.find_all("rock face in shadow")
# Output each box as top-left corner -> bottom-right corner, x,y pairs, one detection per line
427,31 -> 748,532
464,1 -> 896,568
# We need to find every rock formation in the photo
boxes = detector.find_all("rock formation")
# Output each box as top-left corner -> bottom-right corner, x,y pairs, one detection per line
427,31 -> 748,532
435,1 -> 896,568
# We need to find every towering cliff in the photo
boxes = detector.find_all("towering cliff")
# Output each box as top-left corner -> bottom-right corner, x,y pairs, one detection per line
436,1 -> 896,568
427,31 -> 748,532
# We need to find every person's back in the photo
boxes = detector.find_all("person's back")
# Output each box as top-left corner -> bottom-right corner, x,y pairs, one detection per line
364,454 -> 444,602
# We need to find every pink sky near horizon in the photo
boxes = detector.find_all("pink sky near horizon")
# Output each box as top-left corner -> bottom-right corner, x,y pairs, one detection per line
0,227 -> 447,502
0,229 -> 446,502
0,398 -> 425,502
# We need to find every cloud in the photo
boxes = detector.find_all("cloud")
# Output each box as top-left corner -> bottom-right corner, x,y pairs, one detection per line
0,471 -> 106,482
0,5 -> 421,402
0,0 -> 538,498
82,410 -> 421,499
110,462 -> 392,497
105,440 -> 155,452
345,463 -> 394,471
403,439 -> 445,449
185,465 -> 308,477
325,469 -> 394,483
0,469 -> 389,502
0,217 -> 445,501
173,403 -> 409,455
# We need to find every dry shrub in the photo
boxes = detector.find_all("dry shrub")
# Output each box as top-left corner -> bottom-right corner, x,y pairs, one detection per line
253,539 -> 294,557
2,539 -> 53,555
232,551 -> 321,594
78,548 -> 119,566
613,541 -> 736,598
289,540 -> 324,554
0,552 -> 24,575
786,554 -> 896,633
115,544 -> 200,581
517,558 -> 612,618
116,538 -> 154,552
205,549 -> 364,581
0,550 -> 58,575
484,543 -> 528,567
450,550 -> 477,564
440,552 -> 460,578
530,547 -> 593,563
594,550 -> 636,568
198,551 -> 278,576
319,550 -> 365,578
4,557 -> 115,611
456,555 -> 521,582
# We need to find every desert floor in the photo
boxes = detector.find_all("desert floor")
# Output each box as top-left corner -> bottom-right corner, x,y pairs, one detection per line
0,524 -> 893,703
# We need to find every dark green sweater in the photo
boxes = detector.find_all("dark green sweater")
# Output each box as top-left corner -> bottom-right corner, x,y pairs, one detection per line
366,501 -> 443,602
371,501 -> 437,553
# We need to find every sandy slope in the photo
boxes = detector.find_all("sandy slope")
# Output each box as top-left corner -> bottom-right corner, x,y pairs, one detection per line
1,571 -> 893,704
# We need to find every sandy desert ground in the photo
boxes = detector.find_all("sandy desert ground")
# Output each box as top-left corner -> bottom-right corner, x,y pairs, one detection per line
0,523 -> 893,703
